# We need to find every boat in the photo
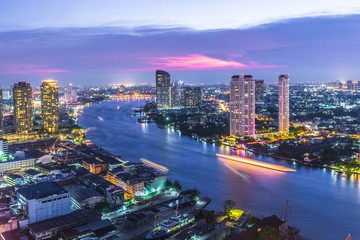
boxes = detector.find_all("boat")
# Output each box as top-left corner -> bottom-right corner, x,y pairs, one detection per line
138,117 -> 153,123
146,213 -> 195,239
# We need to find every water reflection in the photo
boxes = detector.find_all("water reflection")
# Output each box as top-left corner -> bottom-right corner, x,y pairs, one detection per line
78,100 -> 360,240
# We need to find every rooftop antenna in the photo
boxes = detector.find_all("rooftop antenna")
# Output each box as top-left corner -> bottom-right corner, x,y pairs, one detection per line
280,200 -> 295,227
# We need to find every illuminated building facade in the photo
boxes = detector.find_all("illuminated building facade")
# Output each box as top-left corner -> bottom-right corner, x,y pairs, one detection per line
230,75 -> 255,137
156,70 -> 171,108
278,74 -> 290,134
13,82 -> 33,133
181,87 -> 202,107
41,80 -> 59,133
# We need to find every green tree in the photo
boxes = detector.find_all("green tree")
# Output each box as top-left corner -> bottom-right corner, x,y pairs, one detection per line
257,226 -> 281,240
223,199 -> 236,217
173,180 -> 182,191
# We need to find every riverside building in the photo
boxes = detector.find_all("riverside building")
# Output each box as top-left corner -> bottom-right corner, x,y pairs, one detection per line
230,74 -> 255,137
156,70 -> 171,108
278,74 -> 290,134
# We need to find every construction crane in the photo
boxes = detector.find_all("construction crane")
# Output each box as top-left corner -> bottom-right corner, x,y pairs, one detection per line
281,200 -> 295,227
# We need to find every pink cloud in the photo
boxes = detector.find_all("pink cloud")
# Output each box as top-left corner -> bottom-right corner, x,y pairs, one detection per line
127,54 -> 286,71
0,64 -> 70,75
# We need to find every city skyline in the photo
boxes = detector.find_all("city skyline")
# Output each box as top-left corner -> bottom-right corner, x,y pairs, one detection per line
1,2 -> 360,85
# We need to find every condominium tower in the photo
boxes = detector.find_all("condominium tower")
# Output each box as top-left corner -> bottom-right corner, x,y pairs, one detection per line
13,82 -> 33,133
41,80 -> 59,133
155,70 -> 171,108
230,75 -> 255,137
278,74 -> 290,134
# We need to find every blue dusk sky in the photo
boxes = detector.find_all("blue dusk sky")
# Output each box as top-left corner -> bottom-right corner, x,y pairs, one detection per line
1,0 -> 360,86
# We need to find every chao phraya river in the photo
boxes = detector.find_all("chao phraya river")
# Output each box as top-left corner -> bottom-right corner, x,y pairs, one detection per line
78,99 -> 360,239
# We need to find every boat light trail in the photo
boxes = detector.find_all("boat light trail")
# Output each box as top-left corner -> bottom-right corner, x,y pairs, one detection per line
224,162 -> 251,181
140,158 -> 169,172
216,154 -> 296,172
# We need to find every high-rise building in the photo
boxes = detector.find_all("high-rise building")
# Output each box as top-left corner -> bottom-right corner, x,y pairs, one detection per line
279,74 -> 290,135
41,80 -> 59,133
13,82 -> 33,134
230,75 -> 255,137
255,79 -> 264,102
170,82 -> 181,107
0,87 -> 3,133
156,70 -> 171,108
181,87 -> 202,107
156,70 -> 170,88
347,80 -> 358,94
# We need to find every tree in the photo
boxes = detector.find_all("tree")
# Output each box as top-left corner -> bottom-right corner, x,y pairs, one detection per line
246,216 -> 260,227
173,180 -> 182,191
257,226 -> 281,240
165,179 -> 173,188
190,187 -> 200,200
224,199 -> 236,217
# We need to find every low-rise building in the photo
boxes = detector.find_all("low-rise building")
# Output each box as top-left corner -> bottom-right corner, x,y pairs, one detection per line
27,209 -> 102,240
82,158 -> 109,174
24,169 -> 42,183
0,158 -> 36,173
17,182 -> 71,224
5,174 -> 25,186
70,187 -> 105,210
106,171 -> 144,199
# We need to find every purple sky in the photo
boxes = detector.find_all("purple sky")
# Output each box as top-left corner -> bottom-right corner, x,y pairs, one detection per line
1,14 -> 360,86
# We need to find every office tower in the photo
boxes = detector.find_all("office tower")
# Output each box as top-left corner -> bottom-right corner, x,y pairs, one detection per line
279,74 -> 290,134
255,79 -> 264,102
17,182 -> 71,223
155,70 -> 171,108
41,80 -> 59,133
0,88 -> 2,132
181,87 -> 202,107
170,82 -> 180,107
230,75 -> 255,137
347,80 -> 358,94
13,82 -> 33,134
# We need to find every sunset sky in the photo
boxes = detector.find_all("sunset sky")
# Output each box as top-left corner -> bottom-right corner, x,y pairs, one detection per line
1,0 -> 360,86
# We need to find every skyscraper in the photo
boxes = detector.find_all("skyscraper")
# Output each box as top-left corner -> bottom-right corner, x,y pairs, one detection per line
170,81 -> 180,107
230,75 -> 255,137
255,79 -> 264,102
13,82 -> 33,134
41,80 -> 59,133
155,70 -> 171,108
0,88 -> 3,133
278,74 -> 290,134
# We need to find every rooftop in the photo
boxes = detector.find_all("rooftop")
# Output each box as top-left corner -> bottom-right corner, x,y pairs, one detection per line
71,188 -> 104,203
25,169 -> 41,176
28,209 -> 101,234
17,182 -> 67,200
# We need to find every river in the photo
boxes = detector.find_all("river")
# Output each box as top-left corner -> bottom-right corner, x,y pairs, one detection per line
78,99 -> 360,239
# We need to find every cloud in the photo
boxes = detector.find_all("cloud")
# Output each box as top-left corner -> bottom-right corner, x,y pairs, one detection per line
0,64 -> 70,75
128,54 -> 285,71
